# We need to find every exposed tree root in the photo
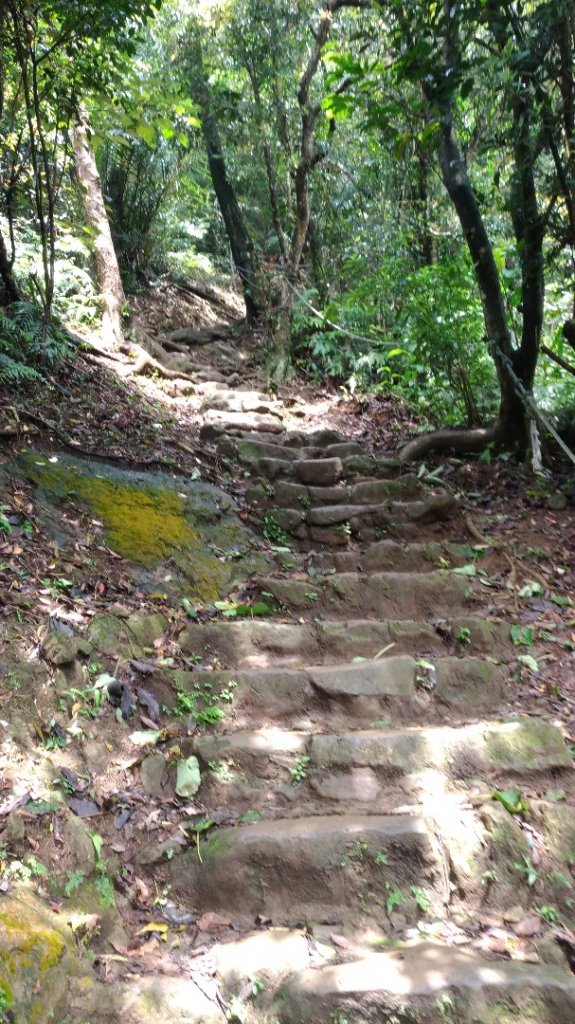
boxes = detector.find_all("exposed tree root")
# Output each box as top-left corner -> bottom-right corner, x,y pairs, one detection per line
120,342 -> 198,383
399,423 -> 501,462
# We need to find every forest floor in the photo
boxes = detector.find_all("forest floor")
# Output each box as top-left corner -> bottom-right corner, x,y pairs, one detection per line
1,280 -> 575,1023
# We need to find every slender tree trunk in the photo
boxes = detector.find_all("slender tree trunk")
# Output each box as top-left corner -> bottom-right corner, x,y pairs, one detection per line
401,1 -> 543,460
71,107 -> 126,351
0,226 -> 21,305
187,34 -> 261,324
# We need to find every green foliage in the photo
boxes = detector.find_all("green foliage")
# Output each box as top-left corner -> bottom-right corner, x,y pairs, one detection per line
0,302 -> 68,383
294,252 -> 498,427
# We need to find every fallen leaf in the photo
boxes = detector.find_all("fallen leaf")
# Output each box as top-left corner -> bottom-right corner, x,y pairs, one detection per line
197,911 -> 231,935
135,922 -> 169,936
67,797 -> 102,818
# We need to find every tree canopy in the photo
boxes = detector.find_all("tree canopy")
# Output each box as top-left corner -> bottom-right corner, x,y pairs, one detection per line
1,0 -> 575,460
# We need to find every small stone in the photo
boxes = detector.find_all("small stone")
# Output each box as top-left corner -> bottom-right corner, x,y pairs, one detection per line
296,458 -> 343,487
140,753 -> 169,797
503,905 -> 526,924
547,491 -> 568,510
514,915 -> 542,937
42,632 -> 80,666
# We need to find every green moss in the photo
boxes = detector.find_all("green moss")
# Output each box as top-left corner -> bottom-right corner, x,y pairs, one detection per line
485,720 -> 571,770
17,451 -> 247,602
20,453 -> 193,564
0,907 -> 65,971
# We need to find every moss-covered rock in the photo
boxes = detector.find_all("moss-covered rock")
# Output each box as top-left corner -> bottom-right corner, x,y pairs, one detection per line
11,450 -> 257,604
0,891 -> 92,1023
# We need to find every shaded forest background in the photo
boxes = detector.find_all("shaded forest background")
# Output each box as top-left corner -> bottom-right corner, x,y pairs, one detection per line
2,0 -> 575,462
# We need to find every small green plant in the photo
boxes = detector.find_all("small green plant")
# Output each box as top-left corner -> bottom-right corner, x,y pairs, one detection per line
3,674 -> 20,692
537,905 -> 559,923
250,978 -> 265,999
207,759 -> 236,782
374,850 -> 389,865
510,624 -> 534,647
304,590 -> 319,601
64,870 -> 85,897
89,832 -> 115,909
0,506 -> 12,535
0,984 -> 13,1015
513,855 -> 538,887
481,868 -> 498,885
436,994 -> 455,1020
288,755 -> 311,786
410,885 -> 431,913
172,682 -> 229,726
456,626 -> 471,645
385,886 -> 404,915
298,493 -> 311,510
263,512 -> 288,546
41,576 -> 75,597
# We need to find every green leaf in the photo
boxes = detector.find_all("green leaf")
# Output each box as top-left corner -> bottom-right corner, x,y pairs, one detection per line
510,625 -> 534,646
135,121 -> 154,145
181,598 -> 198,618
89,832 -> 103,861
517,654 -> 539,673
175,756 -> 201,798
492,789 -> 529,814
250,601 -> 271,616
550,594 -> 571,607
130,729 -> 162,746
451,564 -> 477,576
24,799 -> 60,815
517,581 -> 544,598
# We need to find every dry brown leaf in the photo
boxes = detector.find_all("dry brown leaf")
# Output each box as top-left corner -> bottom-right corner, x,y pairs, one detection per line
197,911 -> 231,935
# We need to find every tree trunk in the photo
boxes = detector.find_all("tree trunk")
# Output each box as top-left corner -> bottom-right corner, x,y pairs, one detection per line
187,35 -> 261,324
71,107 -> 126,351
401,2 -> 543,461
0,226 -> 21,306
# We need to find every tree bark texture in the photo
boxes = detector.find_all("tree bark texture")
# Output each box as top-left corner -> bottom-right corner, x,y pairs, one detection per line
188,36 -> 260,324
71,107 -> 126,351
0,226 -> 21,305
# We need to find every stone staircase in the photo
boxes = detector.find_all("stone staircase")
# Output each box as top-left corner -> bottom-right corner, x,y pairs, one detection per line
127,390 -> 575,1023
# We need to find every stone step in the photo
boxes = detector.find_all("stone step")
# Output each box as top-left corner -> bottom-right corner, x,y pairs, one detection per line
272,941 -> 575,1024
179,615 -> 510,668
201,410 -> 286,437
165,814 -> 442,928
216,435 -> 402,481
193,717 -> 570,781
260,498 -> 459,548
247,475 -> 425,511
172,656 -> 505,730
311,717 -> 571,773
253,570 -> 477,618
299,539 -> 469,573
202,391 -> 283,416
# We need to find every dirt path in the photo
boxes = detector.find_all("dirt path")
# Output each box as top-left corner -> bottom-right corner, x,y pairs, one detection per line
2,327 -> 575,1023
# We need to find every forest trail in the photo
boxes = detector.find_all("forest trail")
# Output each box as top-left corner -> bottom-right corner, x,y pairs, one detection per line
153,360 -> 575,1024
2,325 -> 575,1023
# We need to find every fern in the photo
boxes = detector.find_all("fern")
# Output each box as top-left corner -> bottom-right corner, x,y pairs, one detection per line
0,353 -> 41,384
0,302 -> 68,382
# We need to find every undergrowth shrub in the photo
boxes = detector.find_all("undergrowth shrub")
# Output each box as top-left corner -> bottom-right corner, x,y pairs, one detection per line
293,252 -> 499,427
0,302 -> 69,384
